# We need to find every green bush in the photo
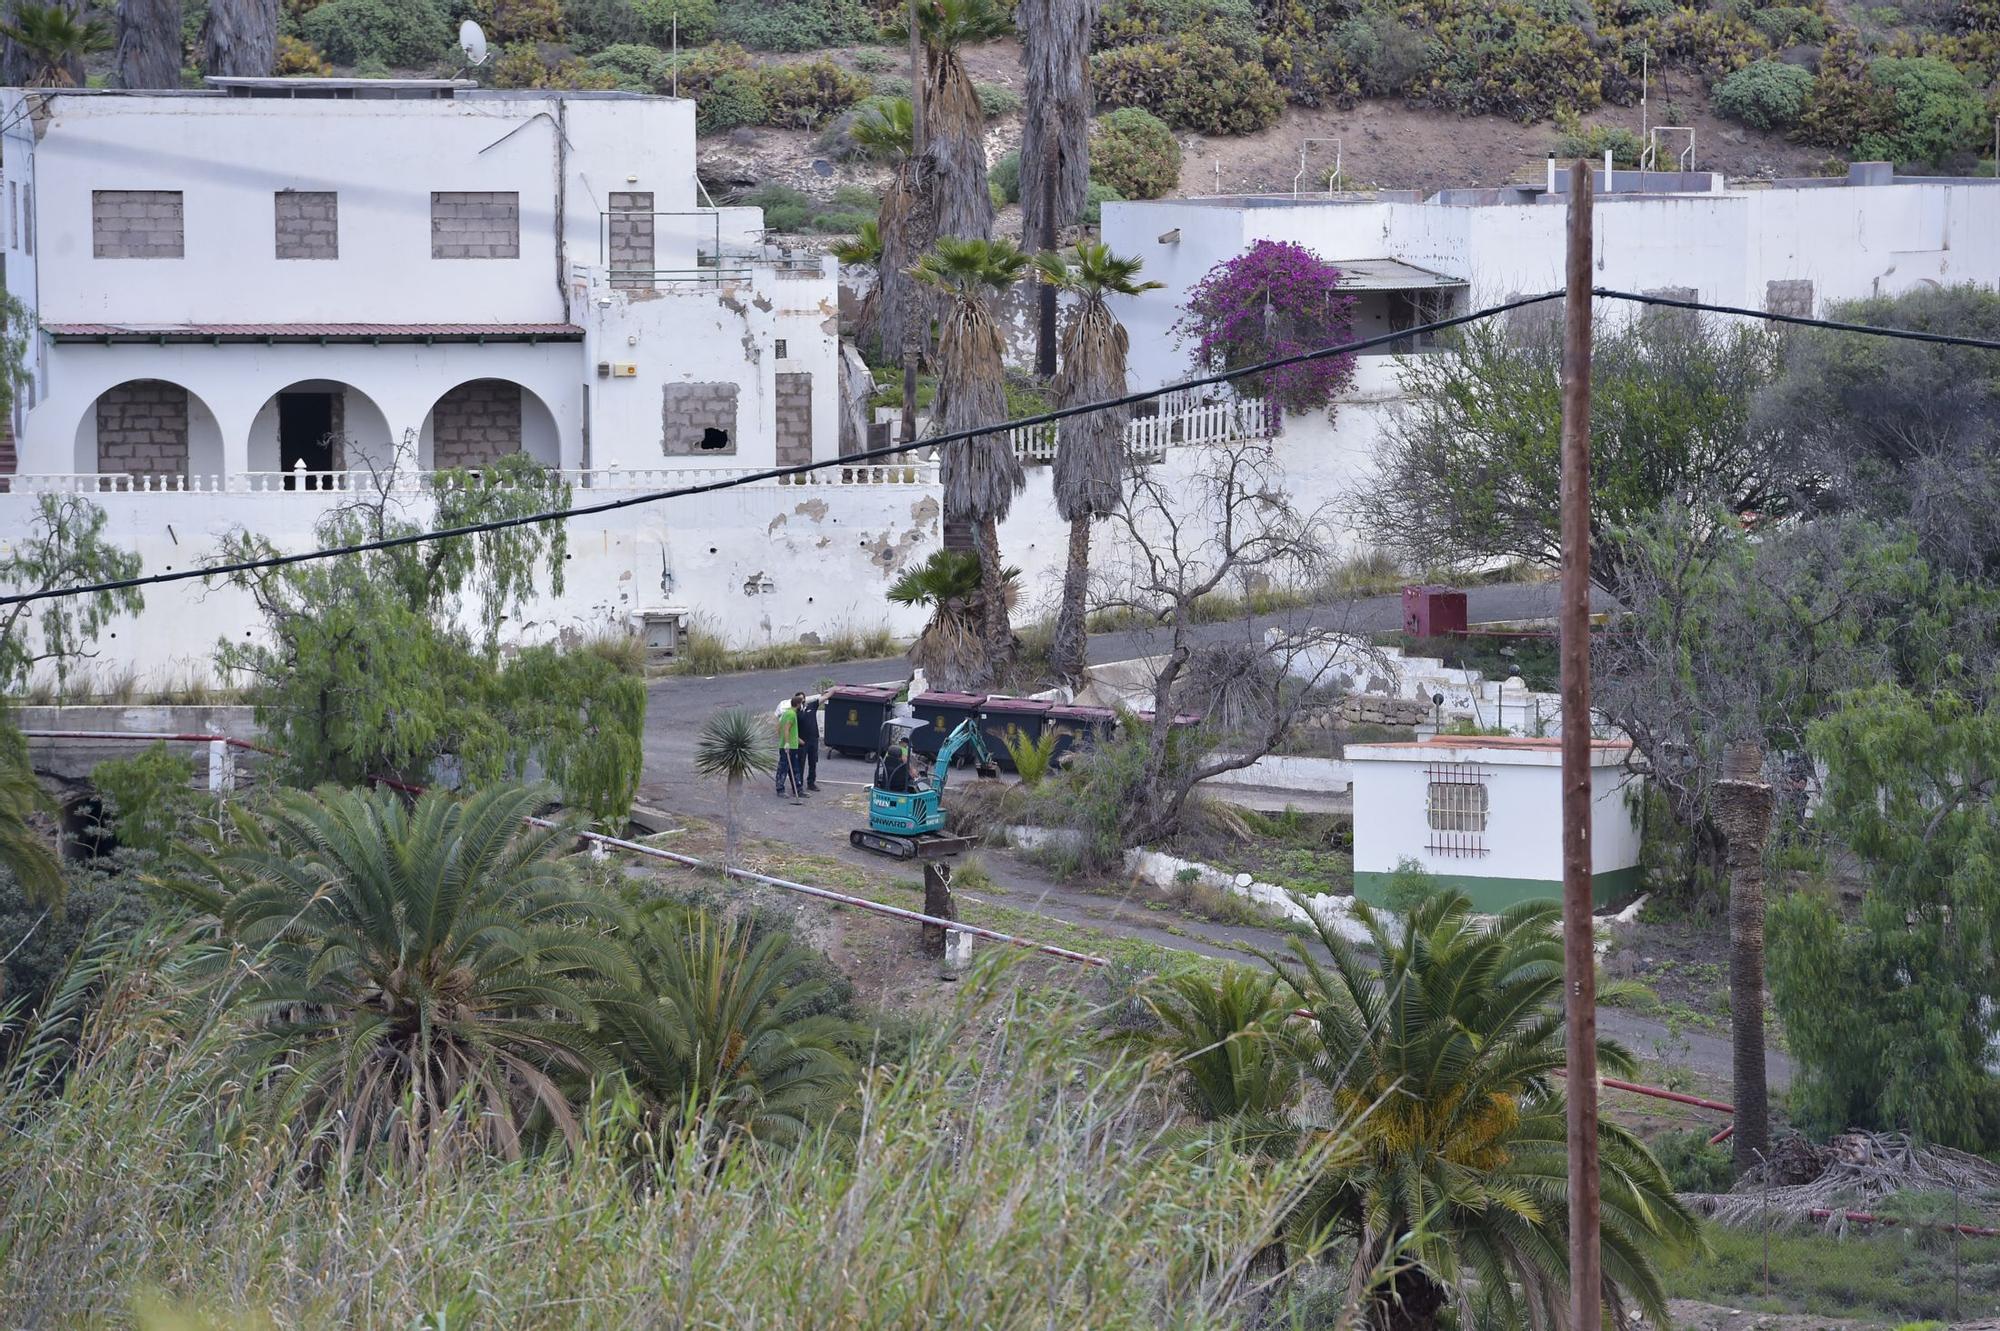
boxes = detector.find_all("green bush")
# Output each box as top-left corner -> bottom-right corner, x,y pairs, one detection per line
974,81 -> 1023,117
989,149 -> 1022,204
587,40 -> 672,87
561,0 -> 643,54
1410,0 -> 1603,120
1080,179 -> 1122,225
1091,35 -> 1284,135
1649,1128 -> 1734,1193
1088,107 -> 1180,200
489,0 -> 565,43
1712,58 -> 1815,128
635,0 -> 718,44
670,44 -> 768,130
1329,9 -> 1431,97
1096,0 -> 1259,56
1858,56 -> 1986,164
742,183 -> 877,233
1745,5 -> 1826,45
299,0 -> 450,66
1554,115 -> 1646,164
716,0 -> 876,51
757,57 -> 872,128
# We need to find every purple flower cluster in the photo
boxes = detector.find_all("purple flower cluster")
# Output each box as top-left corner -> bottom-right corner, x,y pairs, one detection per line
1170,240 -> 1358,415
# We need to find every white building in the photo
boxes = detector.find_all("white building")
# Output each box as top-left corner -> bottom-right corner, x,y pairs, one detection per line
1346,735 -> 1642,912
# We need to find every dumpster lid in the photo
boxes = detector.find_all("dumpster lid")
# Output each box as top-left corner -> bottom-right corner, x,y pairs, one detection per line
983,696 -> 1053,715
1135,709 -> 1205,725
1048,704 -> 1117,722
914,690 -> 989,707
827,683 -> 900,702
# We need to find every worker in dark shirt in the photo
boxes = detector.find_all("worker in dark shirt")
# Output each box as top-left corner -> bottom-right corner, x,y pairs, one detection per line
796,692 -> 823,792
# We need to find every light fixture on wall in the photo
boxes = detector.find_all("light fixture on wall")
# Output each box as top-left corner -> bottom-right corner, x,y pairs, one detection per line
1157,228 -> 1181,244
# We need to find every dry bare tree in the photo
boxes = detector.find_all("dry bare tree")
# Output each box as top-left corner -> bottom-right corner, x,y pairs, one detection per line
913,236 -> 1030,666
1033,242 -> 1160,684
112,0 -> 180,88
1091,437 -> 1368,846
201,0 -> 275,77
1016,0 -> 1095,368
918,0 -> 1009,243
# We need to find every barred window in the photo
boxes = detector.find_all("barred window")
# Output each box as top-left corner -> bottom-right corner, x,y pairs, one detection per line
1424,762 -> 1489,857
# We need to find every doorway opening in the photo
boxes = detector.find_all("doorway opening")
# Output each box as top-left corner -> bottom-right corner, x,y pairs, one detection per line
278,391 -> 336,487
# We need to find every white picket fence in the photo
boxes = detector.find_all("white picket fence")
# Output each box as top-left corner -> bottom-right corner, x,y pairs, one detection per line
1007,397 -> 1275,464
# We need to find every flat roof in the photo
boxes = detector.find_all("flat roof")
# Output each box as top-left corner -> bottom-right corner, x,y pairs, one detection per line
206,76 -> 475,91
1347,735 -> 1632,767
1334,258 -> 1466,290
46,322 -> 584,344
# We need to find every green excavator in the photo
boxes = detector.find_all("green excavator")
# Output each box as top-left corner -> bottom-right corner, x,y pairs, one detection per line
850,716 -> 997,860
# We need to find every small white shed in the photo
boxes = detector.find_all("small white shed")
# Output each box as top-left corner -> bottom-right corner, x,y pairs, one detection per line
1345,736 -> 1643,912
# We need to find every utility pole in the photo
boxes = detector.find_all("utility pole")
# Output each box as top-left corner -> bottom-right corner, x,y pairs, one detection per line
902,0 -> 927,446
1559,157 -> 1602,1331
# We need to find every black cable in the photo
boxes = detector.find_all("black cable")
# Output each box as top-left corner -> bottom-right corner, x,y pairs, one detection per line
1594,287 -> 2000,353
0,289 -> 1569,610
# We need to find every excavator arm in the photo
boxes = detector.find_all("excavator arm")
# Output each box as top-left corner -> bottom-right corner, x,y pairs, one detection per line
930,718 -> 996,798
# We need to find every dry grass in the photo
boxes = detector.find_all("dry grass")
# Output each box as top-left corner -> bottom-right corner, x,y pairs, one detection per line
661,618 -> 904,678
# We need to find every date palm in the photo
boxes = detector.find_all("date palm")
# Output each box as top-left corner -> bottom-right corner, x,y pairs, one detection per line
694,706 -> 775,864
917,0 -> 1011,242
1,2 -> 110,86
1264,891 -> 1700,1331
598,902 -> 858,1152
1033,243 -> 1161,683
912,236 -> 1030,664
164,784 -> 629,1167
889,548 -> 1015,692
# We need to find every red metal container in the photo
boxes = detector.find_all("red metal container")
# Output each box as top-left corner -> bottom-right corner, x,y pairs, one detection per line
1402,584 -> 1468,637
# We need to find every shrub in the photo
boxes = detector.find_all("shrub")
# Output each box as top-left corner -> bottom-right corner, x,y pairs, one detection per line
974,80 -> 1022,117
1410,0 -> 1603,120
670,43 -> 767,130
851,46 -> 896,72
1650,1128 -> 1735,1193
989,149 -> 1022,203
1617,8 -> 1771,88
489,0 -> 565,42
1858,56 -> 1986,163
1096,0 -> 1259,56
1330,8 -> 1431,97
1554,114 -> 1646,164
716,0 -> 876,51
635,0 -> 717,44
587,40 -> 671,87
299,0 -> 450,66
1089,106 -> 1180,200
1746,4 -> 1826,45
757,57 -> 872,129
1712,57 -> 1815,128
1796,32 -> 1901,150
1091,35 -> 1284,136
1171,240 -> 1358,413
273,33 -> 330,74
561,0 -> 642,53
1080,180 -> 1122,225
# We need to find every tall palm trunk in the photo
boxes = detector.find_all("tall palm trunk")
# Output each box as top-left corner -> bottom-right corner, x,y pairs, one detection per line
113,0 -> 180,88
876,157 -> 937,368
976,514 -> 1010,658
1051,514 -> 1091,683
1715,740 -> 1774,1175
201,0 -> 275,76
1017,0 -> 1094,368
923,41 -> 993,241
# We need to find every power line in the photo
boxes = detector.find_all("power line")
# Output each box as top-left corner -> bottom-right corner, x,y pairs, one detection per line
0,289 -> 1568,610
1595,287 -> 2000,352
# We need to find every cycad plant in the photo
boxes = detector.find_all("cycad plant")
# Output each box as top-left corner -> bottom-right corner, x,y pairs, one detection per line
598,902 -> 858,1153
1033,243 -> 1162,682
917,0 -> 1012,242
694,706 -> 775,863
1126,966 -> 1304,1122
912,236 -> 1030,667
889,548 -> 1015,692
164,784 -> 629,1167
1266,891 -> 1702,1330
1,3 -> 110,86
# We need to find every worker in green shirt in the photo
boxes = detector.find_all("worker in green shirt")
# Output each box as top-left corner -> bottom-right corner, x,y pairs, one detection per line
774,695 -> 805,800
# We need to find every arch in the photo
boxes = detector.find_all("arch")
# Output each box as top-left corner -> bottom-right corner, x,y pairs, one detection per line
416,378 -> 561,471
246,379 -> 397,478
71,378 -> 226,484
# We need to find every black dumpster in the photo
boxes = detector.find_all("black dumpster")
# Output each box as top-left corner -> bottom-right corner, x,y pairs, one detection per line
979,697 -> 1054,770
1045,703 -> 1118,764
910,690 -> 987,758
823,684 -> 900,759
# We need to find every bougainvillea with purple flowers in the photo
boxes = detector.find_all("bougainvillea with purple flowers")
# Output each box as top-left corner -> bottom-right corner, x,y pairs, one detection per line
1170,240 -> 1357,415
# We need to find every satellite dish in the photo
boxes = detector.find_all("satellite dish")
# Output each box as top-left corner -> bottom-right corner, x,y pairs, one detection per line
459,20 -> 488,67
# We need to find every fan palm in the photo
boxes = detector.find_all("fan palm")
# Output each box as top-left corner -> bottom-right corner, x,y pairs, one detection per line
1264,891 -> 1701,1330
912,235 -> 1030,665
163,783 -> 629,1167
693,706 -> 775,864
917,0 -> 1011,242
0,740 -> 63,908
848,98 -> 935,360
888,548 -> 1016,691
597,902 -> 858,1152
1,2 -> 109,86
1016,0 -> 1096,367
1032,243 -> 1162,683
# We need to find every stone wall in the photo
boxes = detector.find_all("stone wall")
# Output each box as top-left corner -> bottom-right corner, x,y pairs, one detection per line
1765,278 -> 1814,317
274,190 -> 338,260
91,190 -> 183,259
661,382 -> 738,456
430,191 -> 520,260
774,371 -> 812,466
1337,694 -> 1432,727
608,190 -> 654,289
95,380 -> 189,478
432,379 -> 523,467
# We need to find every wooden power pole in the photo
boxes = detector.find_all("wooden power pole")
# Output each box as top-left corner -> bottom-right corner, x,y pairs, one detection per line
1559,157 -> 1602,1331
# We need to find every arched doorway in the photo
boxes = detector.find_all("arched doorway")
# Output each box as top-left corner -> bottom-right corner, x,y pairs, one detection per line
70,379 -> 225,485
247,379 -> 395,483
417,379 -> 561,471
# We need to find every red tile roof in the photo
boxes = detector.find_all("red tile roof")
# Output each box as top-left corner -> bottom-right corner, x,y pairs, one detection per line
46,322 -> 584,342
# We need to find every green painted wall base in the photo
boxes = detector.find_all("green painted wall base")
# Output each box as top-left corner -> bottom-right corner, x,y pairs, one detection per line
1353,865 -> 1643,914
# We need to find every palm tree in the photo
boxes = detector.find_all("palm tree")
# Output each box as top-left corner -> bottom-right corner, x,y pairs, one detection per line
1124,966 -> 1304,1122
848,98 -> 935,366
917,0 -> 1011,243
1032,243 -> 1162,683
888,548 -> 1016,691
912,235 -> 1030,665
1015,0 -> 1096,371
694,707 -> 775,864
0,739 -> 62,908
598,902 -> 858,1152
1262,892 -> 1701,1330
200,0 -> 275,77
163,784 -> 629,1167
0,2 -> 110,86
1715,740 -> 1775,1175
112,0 -> 180,89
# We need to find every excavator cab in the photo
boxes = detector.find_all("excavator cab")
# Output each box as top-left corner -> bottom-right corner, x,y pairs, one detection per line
851,716 -> 997,860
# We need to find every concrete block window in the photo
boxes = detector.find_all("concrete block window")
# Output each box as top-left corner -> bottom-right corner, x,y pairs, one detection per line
430,191 -> 520,259
92,190 -> 184,259
274,190 -> 338,260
